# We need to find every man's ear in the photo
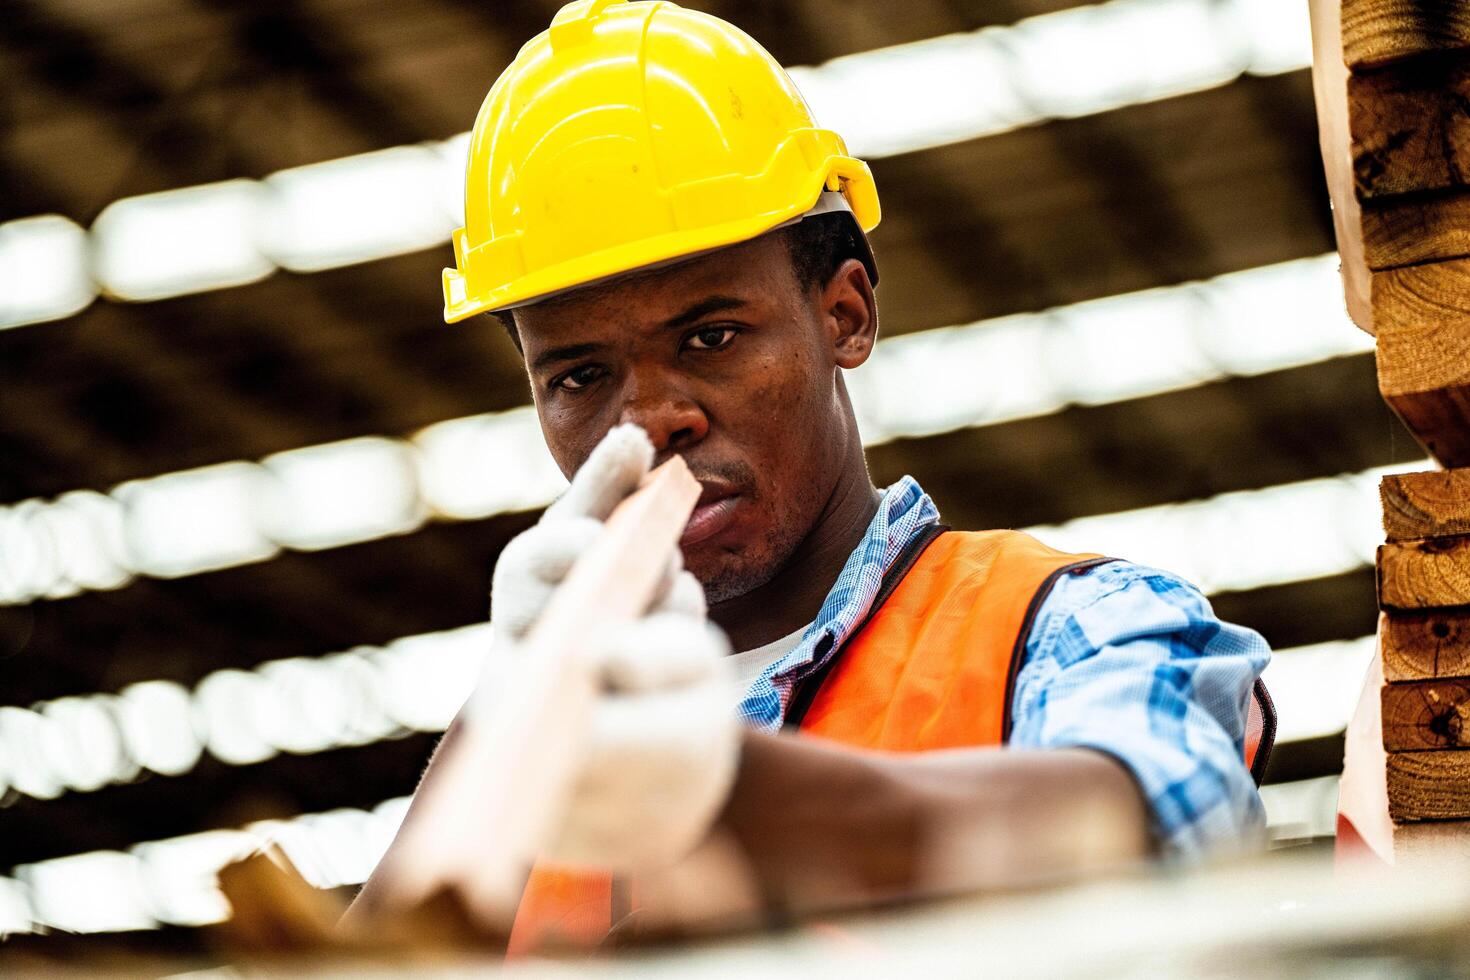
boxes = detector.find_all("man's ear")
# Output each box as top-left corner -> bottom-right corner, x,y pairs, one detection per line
824,258 -> 878,370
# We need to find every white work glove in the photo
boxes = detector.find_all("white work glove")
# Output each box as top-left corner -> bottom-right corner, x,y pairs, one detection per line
547,611 -> 739,872
489,423 -> 667,651
487,424 -> 742,873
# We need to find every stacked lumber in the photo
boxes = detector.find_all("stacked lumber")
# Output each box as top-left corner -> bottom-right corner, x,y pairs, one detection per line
1313,0 -> 1470,466
1310,1 -> 1470,823
1379,471 -> 1470,819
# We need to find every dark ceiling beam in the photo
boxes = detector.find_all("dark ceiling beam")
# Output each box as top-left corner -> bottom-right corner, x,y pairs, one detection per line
1212,569 -> 1378,653
441,0 -> 571,57
0,49 -> 74,221
446,0 -> 1090,72
703,0 -> 1088,67
0,307 -> 354,511
198,0 -> 428,150
0,250 -> 525,503
1,0 -> 500,214
0,508 -> 538,705
0,0 -> 234,208
934,0 -> 1087,28
870,71 -> 1335,333
1235,62 -> 1336,237
868,353 -> 1417,528
1030,106 -> 1220,291
1261,732 -> 1347,786
0,733 -> 440,868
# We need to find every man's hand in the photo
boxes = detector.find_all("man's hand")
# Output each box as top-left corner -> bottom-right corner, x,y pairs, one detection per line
488,423 -> 741,873
546,610 -> 738,872
490,423 -> 669,650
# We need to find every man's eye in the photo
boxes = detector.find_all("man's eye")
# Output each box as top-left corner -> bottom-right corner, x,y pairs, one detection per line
554,365 -> 604,391
685,326 -> 738,351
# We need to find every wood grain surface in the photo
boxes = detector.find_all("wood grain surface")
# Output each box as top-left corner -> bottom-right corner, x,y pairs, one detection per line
1373,261 -> 1470,466
1382,469 -> 1470,540
1373,257 -> 1470,338
1383,677 -> 1470,749
1383,607 -> 1470,680
1342,0 -> 1470,69
1361,189 -> 1470,271
1388,747 -> 1470,820
1378,536 -> 1470,608
1350,52 -> 1470,198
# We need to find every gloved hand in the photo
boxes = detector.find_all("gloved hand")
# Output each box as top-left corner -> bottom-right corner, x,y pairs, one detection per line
489,423 -> 673,651
546,610 -> 739,872
487,424 -> 742,873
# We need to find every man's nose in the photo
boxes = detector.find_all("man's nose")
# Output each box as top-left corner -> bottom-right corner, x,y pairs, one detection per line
617,377 -> 709,455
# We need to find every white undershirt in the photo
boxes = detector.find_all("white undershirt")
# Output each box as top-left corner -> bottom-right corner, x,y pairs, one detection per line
728,625 -> 809,692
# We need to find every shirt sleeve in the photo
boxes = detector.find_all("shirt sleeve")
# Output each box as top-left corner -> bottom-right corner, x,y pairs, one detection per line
1007,560 -> 1271,860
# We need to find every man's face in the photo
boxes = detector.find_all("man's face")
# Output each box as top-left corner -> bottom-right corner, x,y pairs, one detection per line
514,233 -> 857,603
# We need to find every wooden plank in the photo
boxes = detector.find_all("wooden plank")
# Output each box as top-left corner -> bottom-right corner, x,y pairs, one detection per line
1382,469 -> 1470,541
1387,748 -> 1470,820
1362,192 -> 1470,270
1343,0 -> 1470,69
1339,648 -> 1470,845
1376,384 -> 1470,471
1374,260 -> 1470,466
1310,0 -> 1375,332
1384,608 -> 1470,680
363,457 -> 701,926
1377,536 -> 1470,609
1349,52 -> 1470,199
1383,677 -> 1470,749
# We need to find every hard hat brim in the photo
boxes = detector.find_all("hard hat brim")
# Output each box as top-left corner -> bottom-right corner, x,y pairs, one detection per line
443,162 -> 880,323
468,190 -> 876,317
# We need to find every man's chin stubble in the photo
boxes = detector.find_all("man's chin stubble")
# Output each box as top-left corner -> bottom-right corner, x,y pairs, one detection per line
700,566 -> 774,606
693,524 -> 806,607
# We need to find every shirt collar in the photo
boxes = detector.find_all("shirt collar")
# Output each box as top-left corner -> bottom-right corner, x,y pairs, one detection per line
734,475 -> 940,732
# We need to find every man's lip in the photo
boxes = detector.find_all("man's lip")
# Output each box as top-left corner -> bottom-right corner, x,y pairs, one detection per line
693,478 -> 738,507
681,492 -> 741,547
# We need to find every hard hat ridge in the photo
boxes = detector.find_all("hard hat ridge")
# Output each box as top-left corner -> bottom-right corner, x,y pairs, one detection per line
443,0 -> 881,322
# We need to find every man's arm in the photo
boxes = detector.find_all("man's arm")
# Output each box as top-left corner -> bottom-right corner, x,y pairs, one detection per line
631,732 -> 1152,934
1009,562 -> 1272,858
633,561 -> 1271,935
348,724 -> 1147,939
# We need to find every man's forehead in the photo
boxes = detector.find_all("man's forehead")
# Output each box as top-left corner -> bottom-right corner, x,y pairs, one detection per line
516,233 -> 791,335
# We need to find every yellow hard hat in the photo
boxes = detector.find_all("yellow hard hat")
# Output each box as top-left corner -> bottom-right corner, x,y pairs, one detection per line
443,0 -> 881,322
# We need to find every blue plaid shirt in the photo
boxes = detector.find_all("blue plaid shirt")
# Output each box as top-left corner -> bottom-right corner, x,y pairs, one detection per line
737,476 -> 1270,860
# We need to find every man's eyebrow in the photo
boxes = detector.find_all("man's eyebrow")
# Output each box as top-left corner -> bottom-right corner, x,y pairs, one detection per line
530,296 -> 745,371
661,295 -> 747,331
531,342 -> 605,374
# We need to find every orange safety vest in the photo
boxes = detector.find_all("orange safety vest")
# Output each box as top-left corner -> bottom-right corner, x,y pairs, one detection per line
508,527 -> 1276,953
